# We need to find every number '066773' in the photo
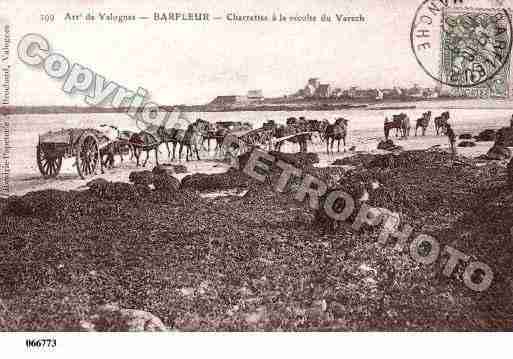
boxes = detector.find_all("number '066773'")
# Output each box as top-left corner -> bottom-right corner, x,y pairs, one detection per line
25,339 -> 56,348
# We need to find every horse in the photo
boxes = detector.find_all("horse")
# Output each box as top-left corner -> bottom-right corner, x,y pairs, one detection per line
397,113 -> 411,138
202,122 -> 218,152
434,111 -> 450,135
178,119 -> 209,161
213,127 -> 230,157
98,124 -> 138,167
273,125 -> 310,152
415,111 -> 431,136
305,119 -> 328,143
273,118 -> 311,152
130,129 -> 162,167
318,119 -> 330,142
384,116 -> 402,139
324,118 -> 348,154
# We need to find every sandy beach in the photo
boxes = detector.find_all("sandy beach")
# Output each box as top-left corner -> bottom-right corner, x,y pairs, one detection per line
7,103 -> 513,195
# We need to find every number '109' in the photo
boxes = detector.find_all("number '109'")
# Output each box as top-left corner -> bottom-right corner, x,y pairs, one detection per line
40,14 -> 55,22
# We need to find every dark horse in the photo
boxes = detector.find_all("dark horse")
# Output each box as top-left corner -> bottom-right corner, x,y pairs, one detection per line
202,122 -> 218,152
384,117 -> 400,140
324,118 -> 348,154
434,111 -> 450,135
415,111 -> 432,136
273,117 -> 311,152
384,113 -> 410,139
129,127 -> 162,167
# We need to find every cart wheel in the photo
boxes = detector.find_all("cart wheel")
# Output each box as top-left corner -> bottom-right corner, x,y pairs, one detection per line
76,131 -> 100,179
36,143 -> 63,178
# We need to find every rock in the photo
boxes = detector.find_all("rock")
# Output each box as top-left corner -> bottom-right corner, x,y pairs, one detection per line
85,303 -> 166,331
128,170 -> 154,187
475,129 -> 496,142
459,133 -> 473,140
486,144 -> 512,160
458,141 -> 476,147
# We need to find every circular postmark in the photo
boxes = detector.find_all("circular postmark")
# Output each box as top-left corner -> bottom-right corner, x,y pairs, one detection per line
411,1 -> 513,88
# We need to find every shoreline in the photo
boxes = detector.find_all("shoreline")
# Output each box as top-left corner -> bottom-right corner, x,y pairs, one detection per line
4,96 -> 513,115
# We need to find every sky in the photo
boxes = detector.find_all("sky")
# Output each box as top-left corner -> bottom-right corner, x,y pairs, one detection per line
2,0 -> 508,106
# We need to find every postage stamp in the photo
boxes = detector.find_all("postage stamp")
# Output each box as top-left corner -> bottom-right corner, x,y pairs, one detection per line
441,7 -> 512,96
411,1 -> 513,94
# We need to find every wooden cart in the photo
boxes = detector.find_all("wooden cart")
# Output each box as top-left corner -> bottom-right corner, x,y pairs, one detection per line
36,128 -> 111,179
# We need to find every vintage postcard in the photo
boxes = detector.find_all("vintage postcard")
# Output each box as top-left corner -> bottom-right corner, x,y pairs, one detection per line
0,0 -> 513,355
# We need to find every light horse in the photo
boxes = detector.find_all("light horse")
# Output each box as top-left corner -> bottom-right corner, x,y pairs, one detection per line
415,111 -> 432,136
324,117 -> 348,154
434,111 -> 450,135
156,119 -> 209,161
178,119 -> 209,161
99,124 -> 137,168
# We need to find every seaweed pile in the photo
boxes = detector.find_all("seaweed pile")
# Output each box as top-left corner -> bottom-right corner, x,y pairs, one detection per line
496,127 -> 513,147
181,168 -> 257,192
1,150 -> 512,331
475,129 -> 496,142
377,139 -> 403,151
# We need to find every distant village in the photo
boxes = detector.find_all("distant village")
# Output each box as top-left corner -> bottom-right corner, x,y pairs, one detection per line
209,77 -> 443,107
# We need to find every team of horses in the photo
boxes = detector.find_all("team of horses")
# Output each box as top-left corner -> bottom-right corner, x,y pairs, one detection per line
101,110 -> 450,167
100,119 -> 209,168
384,111 -> 450,140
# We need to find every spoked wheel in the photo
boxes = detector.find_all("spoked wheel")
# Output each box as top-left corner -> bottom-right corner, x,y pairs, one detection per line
36,143 -> 63,178
76,131 -> 100,179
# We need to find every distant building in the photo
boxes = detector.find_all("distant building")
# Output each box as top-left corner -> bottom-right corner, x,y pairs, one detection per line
210,95 -> 248,105
381,88 -> 403,99
315,84 -> 332,98
331,88 -> 343,98
407,84 -> 424,98
247,90 -> 264,101
303,84 -> 316,97
346,86 -> 359,98
307,78 -> 320,89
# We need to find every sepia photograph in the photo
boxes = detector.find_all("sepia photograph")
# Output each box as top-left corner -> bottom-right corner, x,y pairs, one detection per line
0,0 -> 512,357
